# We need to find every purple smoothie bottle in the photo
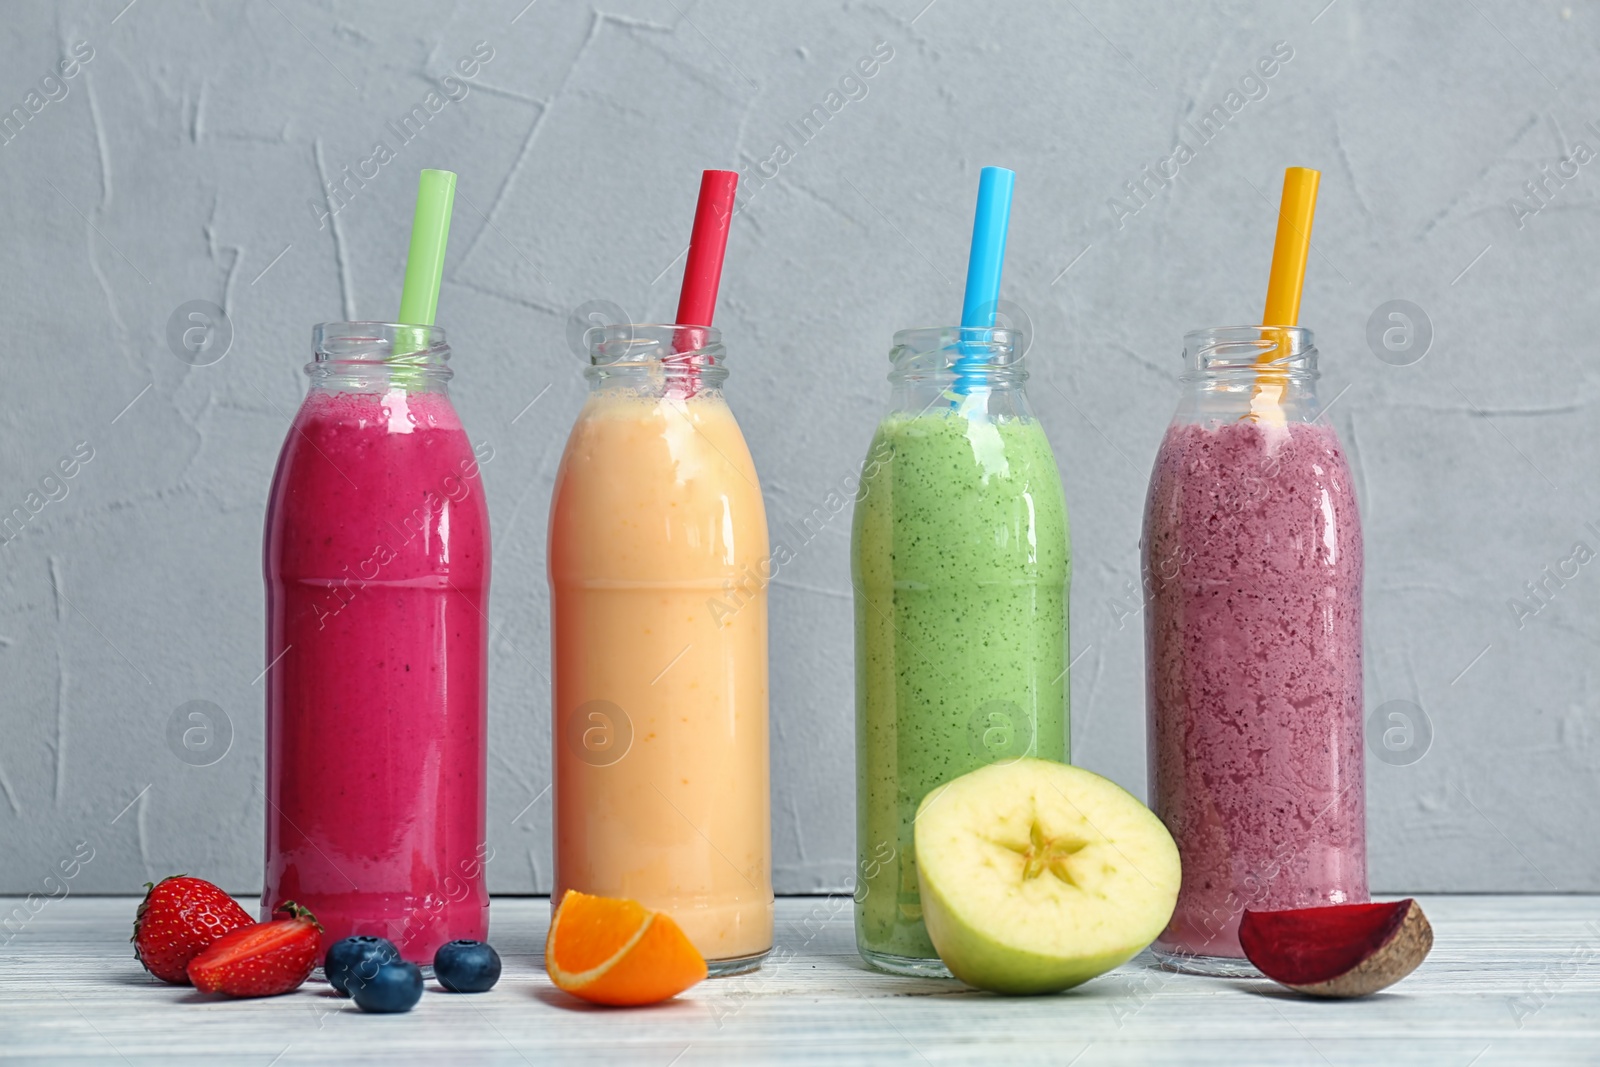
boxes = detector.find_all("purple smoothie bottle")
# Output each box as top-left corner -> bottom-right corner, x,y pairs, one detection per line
1142,325 -> 1367,976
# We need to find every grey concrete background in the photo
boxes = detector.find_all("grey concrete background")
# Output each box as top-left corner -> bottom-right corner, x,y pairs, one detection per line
0,0 -> 1594,898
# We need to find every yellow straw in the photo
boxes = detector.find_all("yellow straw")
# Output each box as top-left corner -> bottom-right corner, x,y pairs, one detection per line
1247,166 -> 1320,426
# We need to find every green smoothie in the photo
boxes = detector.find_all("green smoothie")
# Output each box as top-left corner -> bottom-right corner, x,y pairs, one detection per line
852,407 -> 1070,969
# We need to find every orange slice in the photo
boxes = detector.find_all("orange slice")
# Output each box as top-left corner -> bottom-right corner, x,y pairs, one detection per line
545,890 -> 708,1006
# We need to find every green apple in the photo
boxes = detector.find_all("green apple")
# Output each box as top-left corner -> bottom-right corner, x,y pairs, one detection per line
914,757 -> 1180,995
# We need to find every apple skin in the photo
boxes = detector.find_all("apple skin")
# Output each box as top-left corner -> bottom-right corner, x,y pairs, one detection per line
919,878 -> 1139,995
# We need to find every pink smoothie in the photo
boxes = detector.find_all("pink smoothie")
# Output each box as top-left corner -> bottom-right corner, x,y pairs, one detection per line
1144,418 -> 1366,961
263,388 -> 490,963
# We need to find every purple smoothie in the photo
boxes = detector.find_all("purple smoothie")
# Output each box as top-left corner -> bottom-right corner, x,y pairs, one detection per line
1143,418 -> 1366,962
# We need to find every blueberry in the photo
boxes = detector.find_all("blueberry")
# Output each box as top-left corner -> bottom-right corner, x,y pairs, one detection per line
324,935 -> 399,996
350,960 -> 424,1014
433,939 -> 502,993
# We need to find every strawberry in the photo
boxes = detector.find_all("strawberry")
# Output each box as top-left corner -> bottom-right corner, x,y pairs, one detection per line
132,875 -> 254,984
187,902 -> 322,997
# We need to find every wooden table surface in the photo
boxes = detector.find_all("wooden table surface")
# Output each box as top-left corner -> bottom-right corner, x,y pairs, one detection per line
2,895 -> 1596,1065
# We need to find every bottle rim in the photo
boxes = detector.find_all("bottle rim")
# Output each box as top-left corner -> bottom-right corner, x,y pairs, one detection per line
889,326 -> 1025,375
309,322 -> 452,382
313,321 -> 449,358
585,323 -> 729,385
588,326 -> 726,358
1181,324 -> 1317,381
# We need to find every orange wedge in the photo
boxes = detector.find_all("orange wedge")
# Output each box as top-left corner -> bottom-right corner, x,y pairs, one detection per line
545,890 -> 708,1006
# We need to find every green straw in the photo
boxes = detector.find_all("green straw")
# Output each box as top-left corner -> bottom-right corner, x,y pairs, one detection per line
399,168 -> 456,325
394,169 -> 457,380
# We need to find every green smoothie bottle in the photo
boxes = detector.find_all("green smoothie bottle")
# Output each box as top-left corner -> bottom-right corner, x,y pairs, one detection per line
851,324 -> 1070,976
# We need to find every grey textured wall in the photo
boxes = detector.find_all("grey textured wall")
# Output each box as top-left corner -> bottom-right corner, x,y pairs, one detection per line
1,0 -> 1595,898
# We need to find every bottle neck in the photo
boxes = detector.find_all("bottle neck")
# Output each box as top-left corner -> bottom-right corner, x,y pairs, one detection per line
584,324 -> 728,398
309,322 -> 453,395
885,326 -> 1034,418
888,367 -> 1034,418
1176,326 -> 1321,423
309,362 -> 453,395
586,364 -> 727,398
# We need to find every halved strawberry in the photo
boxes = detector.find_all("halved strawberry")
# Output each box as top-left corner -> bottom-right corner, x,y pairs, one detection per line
132,875 -> 254,984
187,902 -> 322,997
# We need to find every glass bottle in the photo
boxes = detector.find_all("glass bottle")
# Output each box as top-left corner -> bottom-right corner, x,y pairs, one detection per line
548,324 -> 773,975
263,323 -> 491,965
853,326 -> 1071,976
1143,326 -> 1367,975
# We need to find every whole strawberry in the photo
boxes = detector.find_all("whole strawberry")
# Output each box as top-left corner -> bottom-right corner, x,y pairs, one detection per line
132,876 -> 254,984
187,901 -> 322,997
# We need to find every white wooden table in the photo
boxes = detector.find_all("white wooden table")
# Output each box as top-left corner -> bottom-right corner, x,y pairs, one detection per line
2,895 -> 1596,1065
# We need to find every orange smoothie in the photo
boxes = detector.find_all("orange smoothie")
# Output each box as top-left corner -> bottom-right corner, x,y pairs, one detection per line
549,386 -> 773,967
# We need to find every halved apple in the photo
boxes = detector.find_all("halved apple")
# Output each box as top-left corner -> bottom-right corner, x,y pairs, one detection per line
914,758 -> 1180,995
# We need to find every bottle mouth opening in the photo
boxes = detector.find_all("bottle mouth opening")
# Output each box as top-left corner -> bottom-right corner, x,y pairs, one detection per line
1182,325 -> 1317,380
890,326 -> 1025,374
585,323 -> 725,368
313,322 -> 451,363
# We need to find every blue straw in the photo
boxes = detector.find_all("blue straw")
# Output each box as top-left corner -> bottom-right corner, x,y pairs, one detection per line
954,166 -> 1015,397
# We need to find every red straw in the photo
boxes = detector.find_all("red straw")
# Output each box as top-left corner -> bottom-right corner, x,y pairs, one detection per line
675,170 -> 739,328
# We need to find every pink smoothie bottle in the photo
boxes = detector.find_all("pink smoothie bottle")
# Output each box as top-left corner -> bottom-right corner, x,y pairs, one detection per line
262,320 -> 491,964
1142,325 -> 1367,976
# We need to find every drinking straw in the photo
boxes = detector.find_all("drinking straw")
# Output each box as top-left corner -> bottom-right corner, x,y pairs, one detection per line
1261,166 -> 1319,327
953,166 -> 1016,398
671,169 -> 738,398
1249,166 -> 1319,424
398,169 -> 457,328
393,169 -> 457,384
675,169 -> 739,329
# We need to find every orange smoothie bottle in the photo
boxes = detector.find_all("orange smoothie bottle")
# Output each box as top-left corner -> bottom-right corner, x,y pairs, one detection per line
548,322 -> 773,974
